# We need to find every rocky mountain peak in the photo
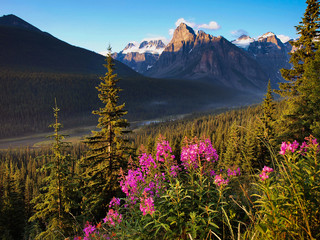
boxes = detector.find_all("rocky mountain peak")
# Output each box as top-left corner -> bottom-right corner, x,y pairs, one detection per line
196,30 -> 212,43
0,14 -> 42,33
231,35 -> 255,50
257,32 -> 284,49
172,23 -> 196,43
123,42 -> 137,51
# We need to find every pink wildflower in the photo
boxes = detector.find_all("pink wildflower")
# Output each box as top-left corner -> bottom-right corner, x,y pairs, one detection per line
280,141 -> 300,155
83,222 -> 96,237
214,174 -> 229,186
103,209 -> 122,226
181,139 -> 219,170
170,165 -> 180,177
140,192 -> 155,216
259,166 -> 274,181
156,140 -> 174,162
227,166 -> 241,176
108,197 -> 121,208
279,142 -> 288,155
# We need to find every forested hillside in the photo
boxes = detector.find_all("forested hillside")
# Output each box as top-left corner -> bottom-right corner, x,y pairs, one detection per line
0,15 -> 260,139
1,1 -> 320,239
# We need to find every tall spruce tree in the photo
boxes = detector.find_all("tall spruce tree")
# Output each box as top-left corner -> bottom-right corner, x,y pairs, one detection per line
295,48 -> 320,138
255,81 -> 276,168
276,0 -> 320,140
81,46 -> 130,220
278,0 -> 320,97
30,101 -> 76,239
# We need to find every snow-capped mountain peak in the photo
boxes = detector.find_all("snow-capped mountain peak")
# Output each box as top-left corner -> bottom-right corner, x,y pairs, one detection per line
231,35 -> 255,49
122,39 -> 166,55
257,32 -> 276,41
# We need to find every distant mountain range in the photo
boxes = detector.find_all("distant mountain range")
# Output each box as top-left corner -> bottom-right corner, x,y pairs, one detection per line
112,40 -> 166,73
115,23 -> 293,90
0,14 -> 261,138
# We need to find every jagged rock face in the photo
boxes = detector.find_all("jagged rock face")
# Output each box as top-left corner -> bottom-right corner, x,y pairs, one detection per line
114,52 -> 159,73
114,39 -> 165,73
248,32 -> 291,83
145,23 -> 268,91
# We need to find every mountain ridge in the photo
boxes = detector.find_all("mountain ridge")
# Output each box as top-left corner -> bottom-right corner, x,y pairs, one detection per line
144,23 -> 268,92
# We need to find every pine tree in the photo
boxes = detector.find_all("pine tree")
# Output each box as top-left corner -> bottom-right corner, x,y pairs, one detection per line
276,0 -> 320,140
81,46 -> 130,220
255,81 -> 276,167
30,101 -> 76,239
278,0 -> 320,98
222,122 -> 243,169
296,48 -> 320,138
261,80 -> 276,142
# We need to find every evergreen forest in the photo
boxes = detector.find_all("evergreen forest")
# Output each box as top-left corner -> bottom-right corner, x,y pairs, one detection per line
0,1 -> 320,239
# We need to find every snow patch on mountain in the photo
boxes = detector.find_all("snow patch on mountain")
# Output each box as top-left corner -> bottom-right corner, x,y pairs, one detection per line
257,32 -> 275,41
231,35 -> 254,49
122,39 -> 166,55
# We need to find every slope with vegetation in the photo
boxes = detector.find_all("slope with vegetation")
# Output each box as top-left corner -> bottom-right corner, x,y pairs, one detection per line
0,0 -> 320,239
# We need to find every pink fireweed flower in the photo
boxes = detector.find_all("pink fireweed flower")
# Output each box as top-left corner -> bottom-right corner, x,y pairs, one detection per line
300,141 -> 308,153
279,142 -> 288,155
83,222 -> 96,237
280,141 -> 300,155
259,171 -> 269,181
227,166 -> 241,176
156,140 -> 174,162
290,140 -> 299,152
140,192 -> 155,216
120,168 -> 145,202
108,197 -> 121,208
262,166 -> 273,173
214,174 -> 229,186
170,165 -> 180,177
181,139 -> 219,170
139,153 -> 156,173
103,209 -> 122,227
259,166 -> 273,181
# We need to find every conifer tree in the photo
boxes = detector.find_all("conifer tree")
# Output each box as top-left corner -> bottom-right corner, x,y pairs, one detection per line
81,46 -> 130,220
223,122 -> 243,169
278,0 -> 320,98
276,0 -> 320,140
295,48 -> 320,138
30,101 -> 75,239
253,81 -> 276,168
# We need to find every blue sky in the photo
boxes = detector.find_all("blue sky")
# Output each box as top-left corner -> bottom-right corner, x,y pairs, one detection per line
1,0 -> 306,53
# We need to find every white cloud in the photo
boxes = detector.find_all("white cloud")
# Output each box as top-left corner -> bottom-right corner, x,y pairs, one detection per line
169,28 -> 175,36
198,21 -> 220,30
277,34 -> 291,43
175,18 -> 196,28
231,29 -> 249,38
173,18 -> 220,32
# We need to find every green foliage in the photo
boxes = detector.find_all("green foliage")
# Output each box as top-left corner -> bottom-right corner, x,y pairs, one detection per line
277,0 -> 320,141
252,137 -> 320,239
278,0 -> 320,98
29,101 -> 80,239
81,47 -> 130,220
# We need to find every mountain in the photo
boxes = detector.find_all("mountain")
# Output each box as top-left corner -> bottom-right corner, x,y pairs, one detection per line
0,14 -> 42,32
113,40 -> 166,73
247,32 -> 291,84
0,14 -> 139,77
1,15 -> 257,138
231,35 -> 255,50
145,23 -> 268,92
